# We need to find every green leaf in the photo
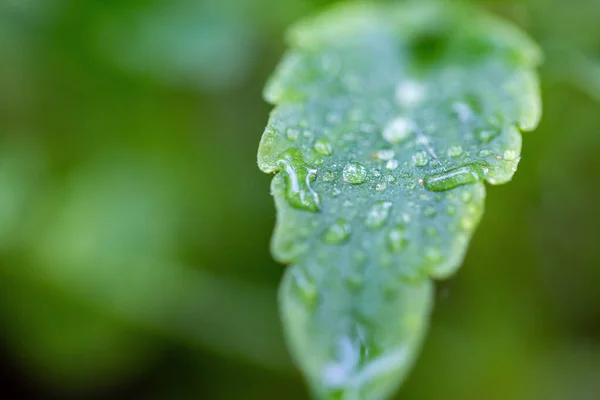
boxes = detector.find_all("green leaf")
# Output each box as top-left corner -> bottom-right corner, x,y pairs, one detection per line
258,2 -> 541,399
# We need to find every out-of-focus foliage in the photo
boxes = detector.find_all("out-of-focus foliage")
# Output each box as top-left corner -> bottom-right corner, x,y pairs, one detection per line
0,0 -> 598,399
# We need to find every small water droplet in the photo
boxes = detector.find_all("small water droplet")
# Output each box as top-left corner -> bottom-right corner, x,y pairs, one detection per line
395,80 -> 426,107
503,150 -> 518,161
447,204 -> 456,215
424,206 -> 437,217
386,160 -> 399,170
412,151 -> 429,167
286,128 -> 300,141
365,201 -> 393,229
383,117 -> 413,144
426,227 -> 438,237
375,182 -> 387,191
343,162 -> 367,185
453,101 -> 473,123
477,127 -> 500,144
478,149 -> 494,157
314,138 -> 333,156
324,219 -> 352,244
425,247 -> 443,263
423,163 -> 487,192
277,149 -> 320,211
293,270 -> 318,306
461,191 -> 473,203
322,171 -> 335,182
447,145 -> 463,158
374,149 -> 395,160
460,217 -> 475,230
346,273 -> 364,290
387,225 -> 407,252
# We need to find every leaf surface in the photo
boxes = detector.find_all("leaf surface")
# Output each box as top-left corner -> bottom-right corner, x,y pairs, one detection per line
258,3 -> 541,399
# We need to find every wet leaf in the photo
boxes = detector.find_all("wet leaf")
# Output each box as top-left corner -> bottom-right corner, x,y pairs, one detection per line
258,2 -> 541,399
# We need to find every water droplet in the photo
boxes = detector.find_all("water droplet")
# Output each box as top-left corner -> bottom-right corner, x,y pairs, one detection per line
365,201 -> 393,229
383,117 -> 413,144
387,225 -> 407,252
386,160 -> 399,170
447,204 -> 456,215
374,149 -> 395,160
424,206 -> 437,217
343,162 -> 367,185
425,247 -> 443,263
303,130 -> 313,139
461,191 -> 473,203
503,150 -> 518,161
453,102 -> 473,123
412,151 -> 428,167
423,163 -> 487,192
375,182 -> 387,191
395,80 -> 425,107
447,145 -> 463,158
277,149 -> 320,211
314,138 -> 333,156
286,128 -> 300,141
460,217 -> 475,230
293,270 -> 318,306
346,273 -> 364,290
425,227 -> 438,237
322,171 -> 335,182
477,127 -> 500,144
478,149 -> 494,157
324,219 -> 352,244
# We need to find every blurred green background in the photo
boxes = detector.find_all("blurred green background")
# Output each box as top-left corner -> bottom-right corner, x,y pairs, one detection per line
0,0 -> 599,399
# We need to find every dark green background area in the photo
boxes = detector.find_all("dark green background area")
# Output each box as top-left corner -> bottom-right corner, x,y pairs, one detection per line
0,0 -> 598,399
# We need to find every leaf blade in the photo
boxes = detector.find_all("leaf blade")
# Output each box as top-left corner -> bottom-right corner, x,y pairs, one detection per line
258,2 -> 541,399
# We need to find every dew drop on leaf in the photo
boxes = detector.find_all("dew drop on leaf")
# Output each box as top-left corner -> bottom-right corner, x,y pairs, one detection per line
503,150 -> 517,161
423,163 -> 487,192
386,225 -> 407,252
277,149 -> 321,211
382,117 -> 413,144
324,219 -> 352,244
314,138 -> 334,156
477,127 -> 500,143
365,201 -> 393,229
447,145 -> 463,158
412,151 -> 429,167
395,80 -> 426,107
343,162 -> 367,184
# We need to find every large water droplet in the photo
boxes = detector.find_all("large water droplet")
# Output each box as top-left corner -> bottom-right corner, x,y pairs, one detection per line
387,225 -> 407,252
343,162 -> 367,185
314,138 -> 333,156
324,219 -> 352,244
365,201 -> 393,229
383,117 -> 413,144
424,163 -> 487,192
277,149 -> 320,212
